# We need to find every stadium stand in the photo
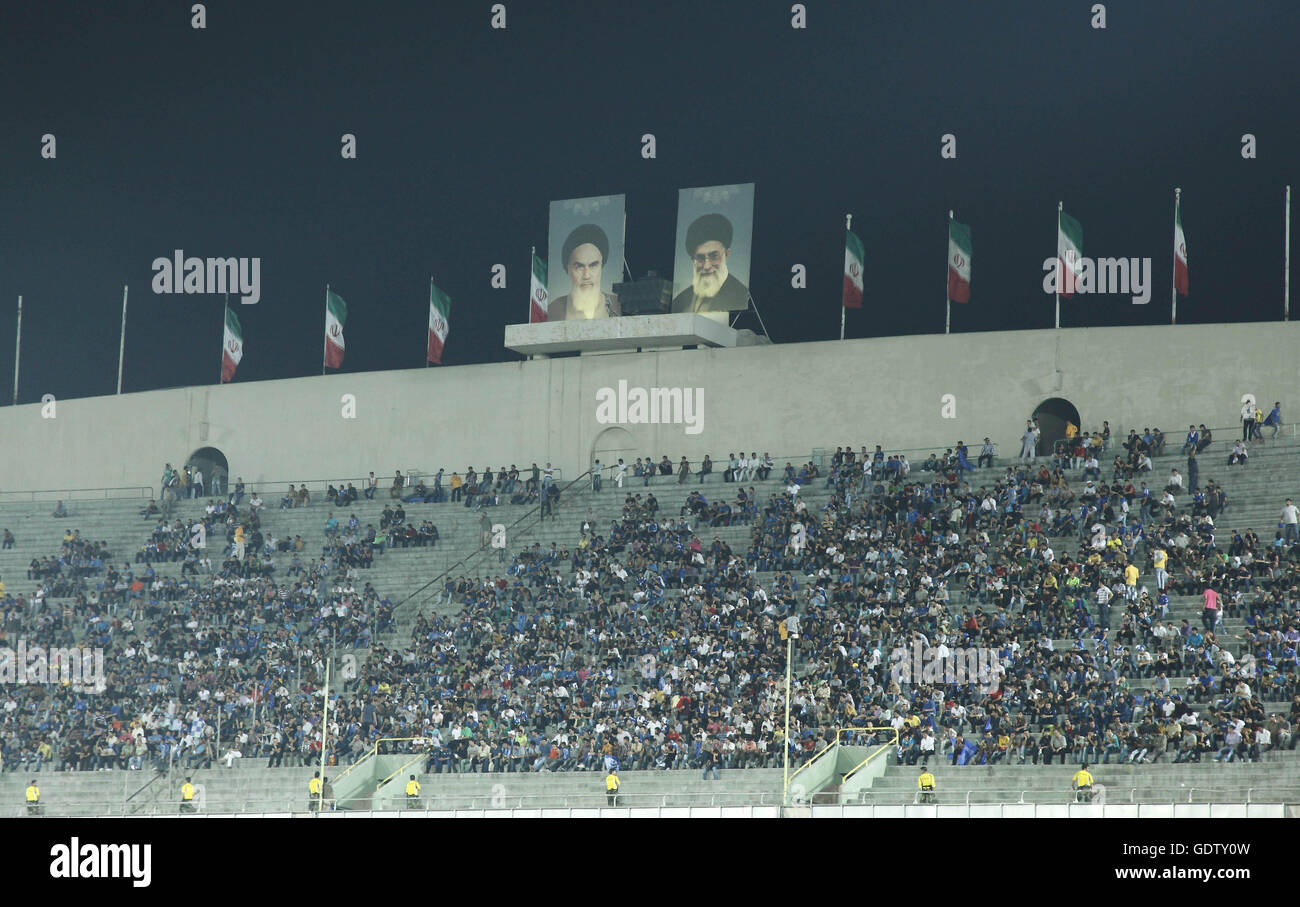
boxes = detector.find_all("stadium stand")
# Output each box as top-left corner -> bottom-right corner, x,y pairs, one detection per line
2,424 -> 1300,815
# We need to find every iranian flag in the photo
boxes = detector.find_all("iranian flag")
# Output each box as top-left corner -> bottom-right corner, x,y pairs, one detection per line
220,307 -> 243,383
842,229 -> 864,308
947,219 -> 972,303
1173,197 -> 1189,296
529,253 -> 549,323
1057,210 -> 1084,297
427,282 -> 451,365
324,289 -> 347,369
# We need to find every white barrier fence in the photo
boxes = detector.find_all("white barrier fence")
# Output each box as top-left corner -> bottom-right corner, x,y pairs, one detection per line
159,802 -> 1284,819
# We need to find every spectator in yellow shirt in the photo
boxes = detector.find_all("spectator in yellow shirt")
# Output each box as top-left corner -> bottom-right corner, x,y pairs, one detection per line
1123,563 -> 1139,602
1152,547 -> 1169,591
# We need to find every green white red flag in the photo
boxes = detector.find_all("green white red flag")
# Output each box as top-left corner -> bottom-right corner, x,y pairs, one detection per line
221,307 -> 243,383
529,253 -> 549,323
1057,210 -> 1084,297
427,282 -> 451,365
1173,197 -> 1188,296
842,229 -> 864,308
948,220 -> 972,303
324,289 -> 347,368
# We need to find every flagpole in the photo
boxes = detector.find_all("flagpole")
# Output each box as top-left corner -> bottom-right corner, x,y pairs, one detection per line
946,211 -> 953,335
841,214 -> 851,341
12,296 -> 21,406
1285,185 -> 1292,322
529,246 -> 535,323
321,283 -> 327,374
426,277 -> 432,368
116,285 -> 128,395
318,657 -> 331,811
1055,202 -> 1062,330
1171,188 -> 1180,326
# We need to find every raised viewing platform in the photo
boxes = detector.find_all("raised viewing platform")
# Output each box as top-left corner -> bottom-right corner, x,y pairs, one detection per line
504,312 -> 757,356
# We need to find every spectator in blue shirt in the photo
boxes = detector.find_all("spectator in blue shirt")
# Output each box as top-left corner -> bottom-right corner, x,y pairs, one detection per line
1265,402 -> 1282,438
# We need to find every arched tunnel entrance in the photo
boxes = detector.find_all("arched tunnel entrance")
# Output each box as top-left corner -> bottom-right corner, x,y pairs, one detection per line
1032,398 -> 1081,458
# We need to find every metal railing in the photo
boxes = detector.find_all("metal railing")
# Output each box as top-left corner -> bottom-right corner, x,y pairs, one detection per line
8,422 -> 1298,507
224,470 -> 561,500
13,789 -> 785,817
21,782 -> 1297,817
330,736 -> 428,789
0,438 -> 1013,508
850,784 -> 1300,807
0,470 -> 570,508
628,446 -> 1002,483
840,728 -> 901,783
0,486 -> 153,504
785,727 -> 896,796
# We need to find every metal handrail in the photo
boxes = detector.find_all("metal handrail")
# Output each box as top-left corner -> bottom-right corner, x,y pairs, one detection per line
374,754 -> 425,793
239,469 -> 566,495
887,784 -> 1300,807
331,736 -> 428,787
0,486 -> 153,504
600,447 -> 1001,478
784,726 -> 896,794
785,739 -> 840,789
26,780 -> 1295,816
840,728 -> 901,783
5,424 -> 1294,505
18,789 -> 787,817
0,471 -> 570,507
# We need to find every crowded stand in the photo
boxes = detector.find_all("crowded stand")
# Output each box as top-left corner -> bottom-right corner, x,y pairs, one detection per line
2,419 -> 1299,786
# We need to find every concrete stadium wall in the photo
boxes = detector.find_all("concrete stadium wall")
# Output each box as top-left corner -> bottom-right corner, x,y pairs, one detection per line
5,320 -> 1297,494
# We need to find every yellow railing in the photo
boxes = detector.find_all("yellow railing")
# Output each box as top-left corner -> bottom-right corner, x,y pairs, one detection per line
375,754 -> 426,793
840,727 -> 900,784
786,726 -> 898,796
786,737 -> 838,791
332,736 -> 428,787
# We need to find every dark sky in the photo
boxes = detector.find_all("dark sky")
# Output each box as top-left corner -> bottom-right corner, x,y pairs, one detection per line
2,0 -> 1296,402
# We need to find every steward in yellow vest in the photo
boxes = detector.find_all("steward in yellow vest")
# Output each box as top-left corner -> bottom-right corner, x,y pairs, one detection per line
1072,764 -> 1095,803
309,772 -> 323,811
917,770 -> 936,803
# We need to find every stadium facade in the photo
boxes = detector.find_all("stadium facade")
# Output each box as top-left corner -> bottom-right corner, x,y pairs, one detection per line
7,319 -> 1294,493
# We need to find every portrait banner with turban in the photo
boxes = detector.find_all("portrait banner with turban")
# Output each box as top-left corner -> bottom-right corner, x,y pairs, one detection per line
546,194 -> 627,321
671,183 -> 755,315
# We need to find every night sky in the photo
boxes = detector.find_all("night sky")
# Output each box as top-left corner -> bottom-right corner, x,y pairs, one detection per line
2,0 -> 1296,403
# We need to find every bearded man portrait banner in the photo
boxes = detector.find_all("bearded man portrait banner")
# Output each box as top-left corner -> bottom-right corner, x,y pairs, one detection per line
671,183 -> 755,315
546,194 -> 626,321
